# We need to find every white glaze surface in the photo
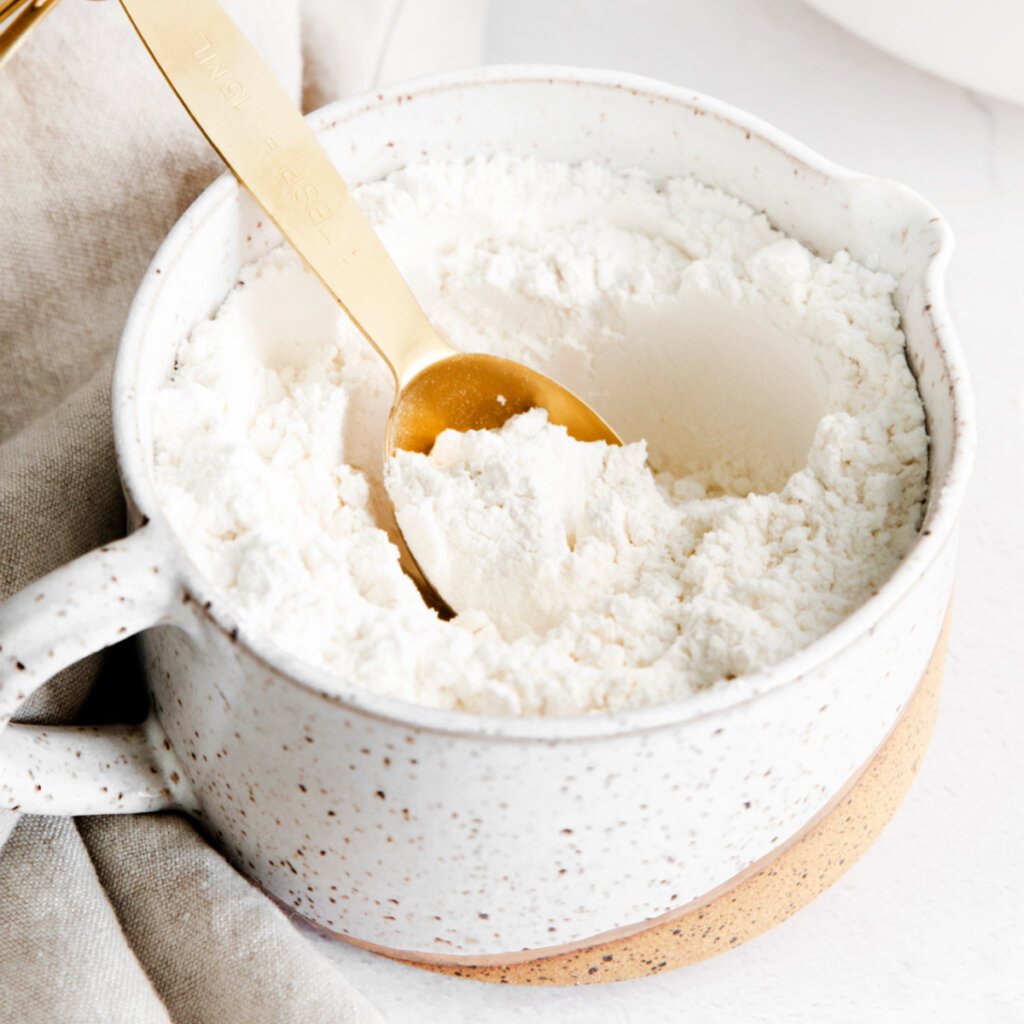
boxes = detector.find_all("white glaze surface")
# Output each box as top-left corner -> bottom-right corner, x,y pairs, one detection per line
142,539 -> 952,953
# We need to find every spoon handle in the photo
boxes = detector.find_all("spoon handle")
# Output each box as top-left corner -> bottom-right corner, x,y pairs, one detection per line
118,0 -> 455,389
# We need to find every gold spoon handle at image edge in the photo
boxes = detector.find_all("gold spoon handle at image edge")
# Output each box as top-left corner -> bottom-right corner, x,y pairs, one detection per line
117,0 -> 455,390
0,0 -> 62,68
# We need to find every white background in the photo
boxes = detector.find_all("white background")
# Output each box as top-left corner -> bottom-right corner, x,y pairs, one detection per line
302,1 -> 1024,1020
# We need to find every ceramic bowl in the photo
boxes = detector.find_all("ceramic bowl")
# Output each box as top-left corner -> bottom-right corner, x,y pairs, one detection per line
0,66 -> 975,974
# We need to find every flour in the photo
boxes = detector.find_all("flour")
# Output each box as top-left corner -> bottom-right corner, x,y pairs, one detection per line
388,410 -> 676,642
151,155 -> 928,716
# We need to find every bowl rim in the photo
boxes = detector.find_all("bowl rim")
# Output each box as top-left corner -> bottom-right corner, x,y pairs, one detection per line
114,64 -> 976,742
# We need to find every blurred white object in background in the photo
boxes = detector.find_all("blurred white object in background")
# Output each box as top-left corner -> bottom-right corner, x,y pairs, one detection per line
803,0 -> 1024,106
302,0 -> 488,109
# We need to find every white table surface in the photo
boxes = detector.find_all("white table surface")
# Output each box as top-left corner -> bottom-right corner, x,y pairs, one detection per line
300,2 -> 1024,1019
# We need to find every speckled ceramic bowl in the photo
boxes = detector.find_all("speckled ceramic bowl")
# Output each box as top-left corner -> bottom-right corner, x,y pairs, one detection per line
0,67 -> 974,979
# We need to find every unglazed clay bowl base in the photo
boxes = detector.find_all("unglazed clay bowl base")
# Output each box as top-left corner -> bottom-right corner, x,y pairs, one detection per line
328,609 -> 948,985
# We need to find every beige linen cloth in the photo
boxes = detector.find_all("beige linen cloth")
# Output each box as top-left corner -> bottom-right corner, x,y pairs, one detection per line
0,1 -> 484,1020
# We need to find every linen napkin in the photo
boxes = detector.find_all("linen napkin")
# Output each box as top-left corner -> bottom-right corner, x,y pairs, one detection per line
0,1 -> 484,1020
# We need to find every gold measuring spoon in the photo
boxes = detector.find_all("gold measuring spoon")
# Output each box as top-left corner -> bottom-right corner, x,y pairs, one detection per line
118,0 -> 620,607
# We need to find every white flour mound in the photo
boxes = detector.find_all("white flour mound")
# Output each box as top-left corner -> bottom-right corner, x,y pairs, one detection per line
388,409 -> 674,643
152,156 -> 928,716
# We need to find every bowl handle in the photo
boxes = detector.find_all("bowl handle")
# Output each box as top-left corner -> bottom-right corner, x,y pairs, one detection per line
0,526 -> 193,816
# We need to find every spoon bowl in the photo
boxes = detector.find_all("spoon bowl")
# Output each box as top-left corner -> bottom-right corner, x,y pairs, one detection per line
386,350 -> 621,614
387,351 -> 621,455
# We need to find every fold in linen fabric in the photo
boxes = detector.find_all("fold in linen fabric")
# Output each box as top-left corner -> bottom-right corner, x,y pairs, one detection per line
0,1 -> 484,1020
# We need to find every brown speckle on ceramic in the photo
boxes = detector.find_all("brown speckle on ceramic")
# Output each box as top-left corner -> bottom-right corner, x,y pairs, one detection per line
393,612 -> 950,984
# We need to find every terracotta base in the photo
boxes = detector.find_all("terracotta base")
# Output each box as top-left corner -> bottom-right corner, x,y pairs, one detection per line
386,613 -> 949,985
